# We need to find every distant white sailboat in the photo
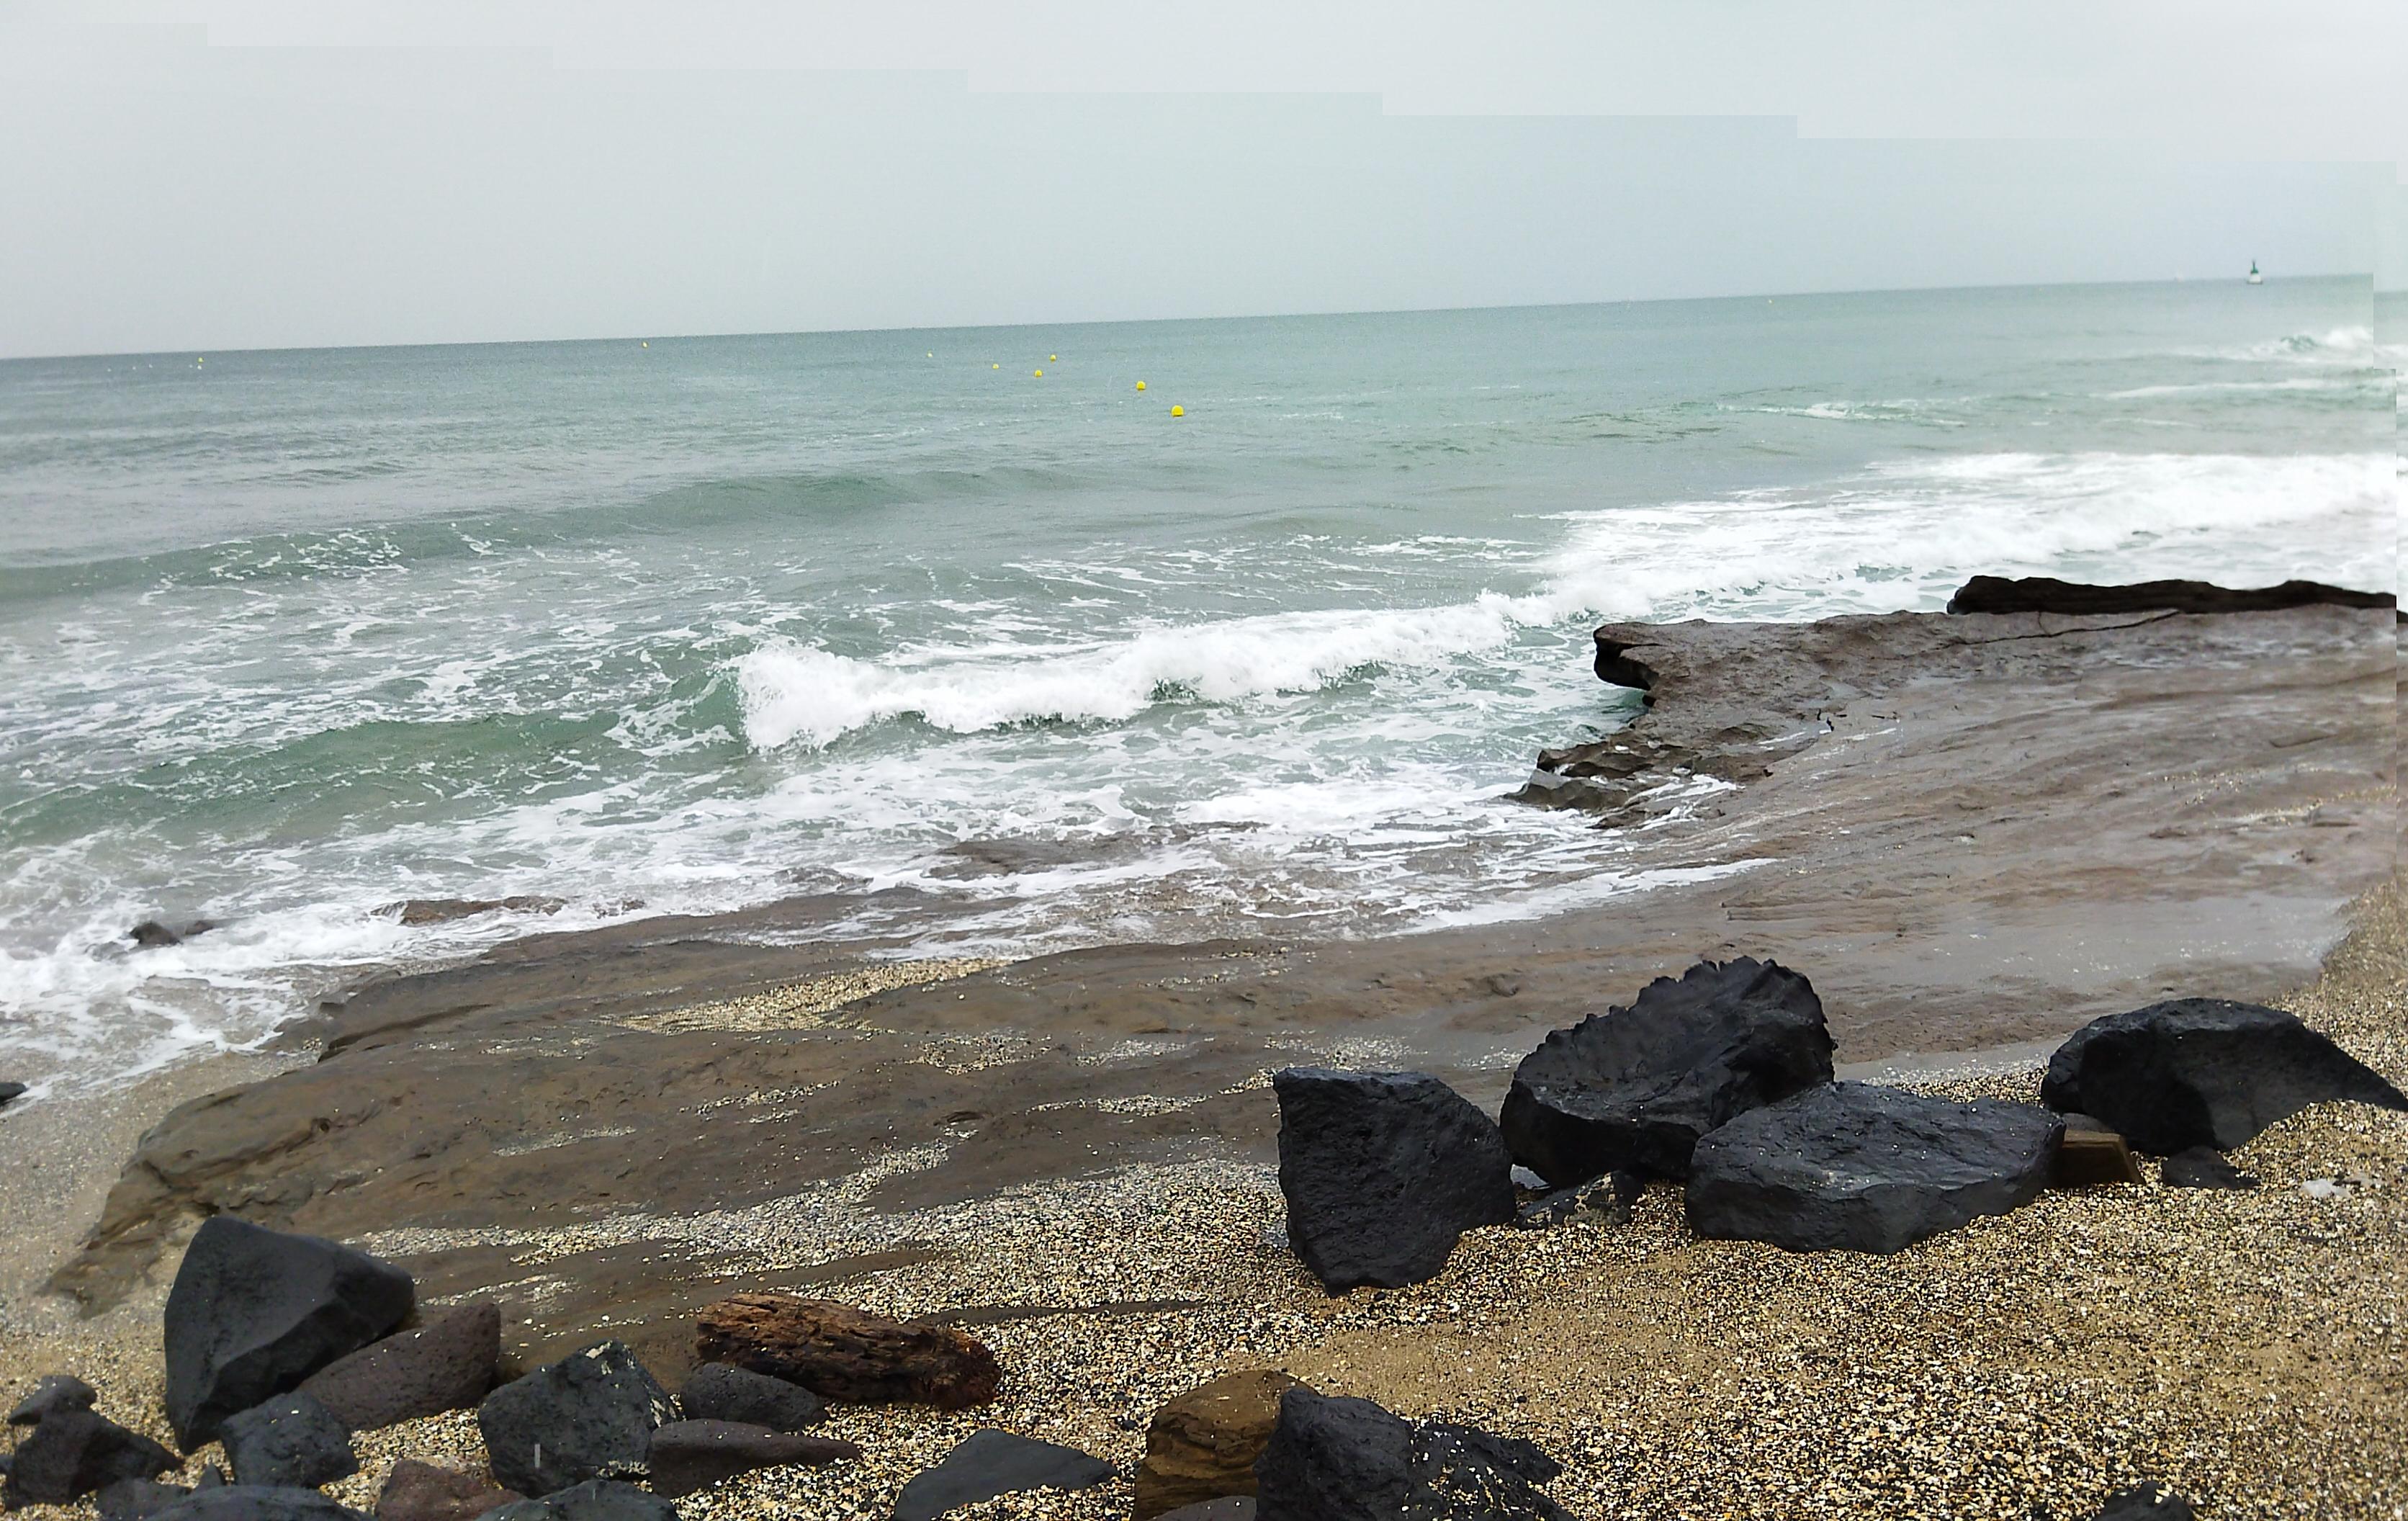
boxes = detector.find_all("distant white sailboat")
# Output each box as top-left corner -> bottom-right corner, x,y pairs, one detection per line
2246,260 -> 2263,285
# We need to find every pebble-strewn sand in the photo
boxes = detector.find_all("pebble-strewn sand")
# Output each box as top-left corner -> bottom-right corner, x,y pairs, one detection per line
5,890 -> 2402,1520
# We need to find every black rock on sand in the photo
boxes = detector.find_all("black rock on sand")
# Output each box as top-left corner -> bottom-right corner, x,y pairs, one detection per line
893,1430 -> 1114,1521
475,1340 -> 679,1497
163,1217 -> 415,1449
1501,958 -> 1835,1185
2041,998 -> 2408,1154
1252,1388 -> 1571,1521
1686,1082 -> 2062,1254
1273,1068 -> 1515,1292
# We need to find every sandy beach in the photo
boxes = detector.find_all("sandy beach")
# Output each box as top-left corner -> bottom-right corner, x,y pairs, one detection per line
2,596 -> 2399,1519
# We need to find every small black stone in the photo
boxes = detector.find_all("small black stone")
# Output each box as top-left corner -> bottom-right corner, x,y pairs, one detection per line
220,1393 -> 358,1489
894,1430 -> 1113,1521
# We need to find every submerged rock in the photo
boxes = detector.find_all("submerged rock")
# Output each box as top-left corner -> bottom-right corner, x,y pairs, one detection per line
1,1410 -> 179,1506
220,1393 -> 358,1489
1252,1388 -> 1570,1521
475,1341 -> 678,1497
644,1419 -> 859,1498
8,1373 -> 99,1425
373,1461 -> 521,1521
1502,958 -> 1835,1185
1273,1068 -> 1516,1293
893,1430 -> 1113,1521
163,1217 -> 415,1449
1686,1082 -> 2062,1253
379,898 -> 565,928
675,1363 -> 825,1432
2160,1147 -> 2259,1191
1136,1369 -> 1300,1519
300,1302 -> 500,1433
0,1080 -> 24,1108
693,1293 -> 1001,1409
2041,999 -> 2408,1154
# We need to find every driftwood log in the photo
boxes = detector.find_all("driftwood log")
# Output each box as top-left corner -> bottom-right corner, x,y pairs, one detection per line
693,1294 -> 1002,1409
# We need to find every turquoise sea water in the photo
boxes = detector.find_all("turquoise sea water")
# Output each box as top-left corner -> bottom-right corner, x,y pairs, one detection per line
1,278 -> 2398,1087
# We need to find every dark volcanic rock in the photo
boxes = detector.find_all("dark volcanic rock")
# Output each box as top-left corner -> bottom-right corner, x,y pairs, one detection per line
149,1487 -> 369,1521
379,897 -> 566,928
1,1409 -> 179,1506
300,1302 -> 500,1433
1251,1388 -> 1571,1521
163,1216 -> 415,1449
692,1294 -> 1001,1409
2091,1481 -> 2197,1520
220,1393 -> 358,1489
95,1478 -> 194,1520
1687,1082 -> 2062,1253
1135,1369 -> 1300,1519
0,1080 -> 24,1108
2042,999 -> 2408,1154
1514,1172 -> 1643,1229
9,1373 -> 99,1424
675,1363 -> 825,1432
130,921 -> 184,948
475,1341 -> 678,1497
373,1461 -> 521,1521
1501,958 -> 1835,1185
893,1430 -> 1113,1521
2160,1147 -> 2260,1190
484,1480 -> 675,1521
644,1419 -> 860,1498
1273,1069 -> 1516,1293
1946,574 -> 2391,617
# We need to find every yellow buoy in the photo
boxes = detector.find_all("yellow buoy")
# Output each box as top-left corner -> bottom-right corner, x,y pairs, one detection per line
926,351 -> 933,358
992,362 -> 999,369
640,341 -> 649,348
1049,354 -> 1058,362
1033,369 -> 1044,377
1135,380 -> 1146,391
1170,405 -> 1185,417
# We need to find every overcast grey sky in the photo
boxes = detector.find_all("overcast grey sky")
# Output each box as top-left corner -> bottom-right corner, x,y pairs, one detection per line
4,1 -> 2403,357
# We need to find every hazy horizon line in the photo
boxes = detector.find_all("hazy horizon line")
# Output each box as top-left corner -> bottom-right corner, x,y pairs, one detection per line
5,269 -> 2388,367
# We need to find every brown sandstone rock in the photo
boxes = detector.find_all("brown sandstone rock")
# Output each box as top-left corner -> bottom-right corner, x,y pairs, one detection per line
302,1302 -> 501,1432
1134,1369 -> 1300,1519
692,1294 -> 1001,1409
373,1460 -> 520,1521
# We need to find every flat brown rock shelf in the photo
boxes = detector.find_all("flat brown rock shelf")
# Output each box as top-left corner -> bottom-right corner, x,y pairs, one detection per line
53,601 -> 2397,1375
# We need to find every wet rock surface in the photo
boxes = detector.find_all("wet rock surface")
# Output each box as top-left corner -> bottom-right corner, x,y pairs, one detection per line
674,1363 -> 825,1432
1686,1082 -> 2063,1253
1502,958 -> 1835,1185
300,1303 -> 500,1435
163,1217 -> 415,1448
475,1341 -> 678,1497
643,1419 -> 859,1498
2041,998 -> 2408,1154
692,1294 -> 1000,1409
892,1429 -> 1114,1521
1274,1069 -> 1515,1292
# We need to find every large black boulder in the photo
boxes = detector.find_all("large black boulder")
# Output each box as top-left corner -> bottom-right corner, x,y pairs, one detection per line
163,1218 -> 415,1449
1686,1082 -> 2062,1253
1272,1069 -> 1516,1293
1252,1389 -> 1570,1521
148,1486 -> 370,1521
1501,958 -> 1834,1185
219,1393 -> 358,1489
2041,999 -> 2408,1154
676,1363 -> 825,1432
476,1341 -> 678,1497
1,1409 -> 179,1506
894,1430 -> 1114,1521
484,1480 -> 678,1521
298,1301 -> 500,1433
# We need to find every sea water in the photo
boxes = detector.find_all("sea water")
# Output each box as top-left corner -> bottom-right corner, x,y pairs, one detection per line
1,278 -> 2398,1089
